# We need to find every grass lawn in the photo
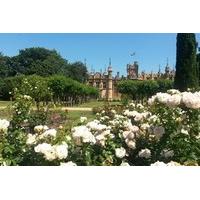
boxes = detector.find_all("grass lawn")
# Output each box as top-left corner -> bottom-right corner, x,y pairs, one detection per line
0,101 -> 11,107
0,100 -> 120,125
66,110 -> 95,127
78,100 -> 122,108
0,101 -> 12,120
0,108 -> 12,120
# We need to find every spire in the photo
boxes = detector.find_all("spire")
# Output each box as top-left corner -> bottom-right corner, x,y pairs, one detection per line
108,58 -> 112,72
166,57 -> 169,66
109,57 -> 111,66
158,64 -> 161,74
104,65 -> 107,73
84,58 -> 87,67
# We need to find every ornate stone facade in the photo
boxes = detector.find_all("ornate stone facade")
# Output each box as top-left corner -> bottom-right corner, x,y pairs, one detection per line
87,61 -> 175,101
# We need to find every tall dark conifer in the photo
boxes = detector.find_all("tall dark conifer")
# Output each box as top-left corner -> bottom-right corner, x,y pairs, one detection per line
197,52 -> 200,85
174,33 -> 199,91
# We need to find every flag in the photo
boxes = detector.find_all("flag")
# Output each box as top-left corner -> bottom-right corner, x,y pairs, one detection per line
130,52 -> 135,56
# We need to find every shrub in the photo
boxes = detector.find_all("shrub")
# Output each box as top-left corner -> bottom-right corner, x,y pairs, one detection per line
117,79 -> 173,102
1,89 -> 200,166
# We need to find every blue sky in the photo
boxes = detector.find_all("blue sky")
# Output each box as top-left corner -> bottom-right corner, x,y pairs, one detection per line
0,33 -> 200,76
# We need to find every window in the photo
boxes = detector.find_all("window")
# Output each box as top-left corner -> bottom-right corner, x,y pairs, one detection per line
103,82 -> 106,89
96,82 -> 100,88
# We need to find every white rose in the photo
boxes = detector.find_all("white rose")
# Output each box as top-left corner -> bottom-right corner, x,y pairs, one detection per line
167,89 -> 181,95
34,125 -> 49,133
140,123 -> 150,131
26,133 -> 36,145
115,147 -> 126,159
54,143 -> 68,160
166,94 -> 181,107
43,129 -> 57,137
130,125 -> 139,133
161,149 -> 174,158
182,92 -> 200,109
127,140 -> 136,149
111,110 -> 116,114
156,93 -> 171,104
120,162 -> 130,166
23,95 -> 32,100
166,161 -> 181,166
72,125 -> 96,144
129,102 -> 135,107
80,116 -> 87,123
122,131 -> 131,139
138,148 -> 151,159
0,119 -> 10,134
196,133 -> 200,139
151,161 -> 167,166
181,128 -> 189,135
134,113 -> 143,121
153,126 -> 165,139
148,96 -> 156,105
127,132 -> 135,140
34,143 -> 56,161
60,161 -> 77,166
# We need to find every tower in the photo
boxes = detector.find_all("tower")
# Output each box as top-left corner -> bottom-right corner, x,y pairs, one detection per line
107,58 -> 113,101
127,61 -> 139,79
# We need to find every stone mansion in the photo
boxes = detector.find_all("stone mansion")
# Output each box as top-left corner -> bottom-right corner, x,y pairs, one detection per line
87,60 -> 175,101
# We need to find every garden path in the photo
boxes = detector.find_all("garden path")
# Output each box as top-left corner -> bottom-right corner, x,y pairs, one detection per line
0,106 -> 92,111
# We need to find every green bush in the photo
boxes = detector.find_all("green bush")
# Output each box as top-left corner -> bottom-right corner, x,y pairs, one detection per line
117,79 -> 173,101
0,76 -> 24,100
47,75 -> 99,106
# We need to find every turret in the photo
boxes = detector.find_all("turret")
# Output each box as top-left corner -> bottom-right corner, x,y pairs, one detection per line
127,61 -> 139,79
107,58 -> 113,101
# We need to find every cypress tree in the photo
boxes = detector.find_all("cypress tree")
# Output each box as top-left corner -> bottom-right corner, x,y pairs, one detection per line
174,33 -> 199,91
197,52 -> 200,85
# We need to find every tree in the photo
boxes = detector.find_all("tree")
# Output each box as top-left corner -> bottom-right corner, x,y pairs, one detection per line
65,61 -> 88,83
196,53 -> 200,85
174,33 -> 199,91
10,47 -> 68,76
117,79 -> 173,101
0,75 -> 24,100
0,53 -> 13,77
47,75 -> 98,105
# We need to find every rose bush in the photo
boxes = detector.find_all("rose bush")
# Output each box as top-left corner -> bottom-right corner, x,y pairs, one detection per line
0,89 -> 200,166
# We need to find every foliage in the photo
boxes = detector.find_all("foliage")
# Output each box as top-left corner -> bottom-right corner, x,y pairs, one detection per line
174,33 -> 199,91
197,53 -> 200,84
0,75 -> 24,100
117,79 -> 173,101
47,75 -> 99,106
0,48 -> 89,83
16,75 -> 52,109
65,61 -> 88,83
10,47 -> 68,76
10,90 -> 34,130
0,75 -> 99,105
0,53 -> 12,77
0,89 -> 200,166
